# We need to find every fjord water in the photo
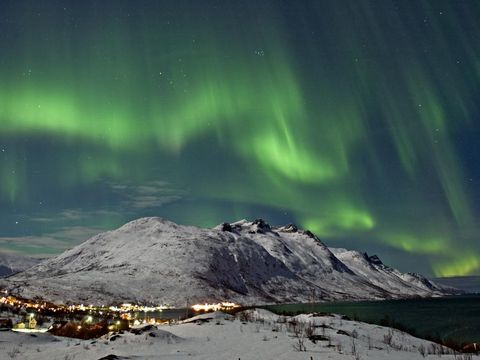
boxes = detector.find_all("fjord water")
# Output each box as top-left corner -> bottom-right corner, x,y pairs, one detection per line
265,295 -> 480,344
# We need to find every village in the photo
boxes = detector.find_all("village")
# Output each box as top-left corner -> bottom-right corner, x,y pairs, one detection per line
0,291 -> 240,339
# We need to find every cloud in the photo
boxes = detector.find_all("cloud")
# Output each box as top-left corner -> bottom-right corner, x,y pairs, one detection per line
29,181 -> 184,225
110,180 -> 185,210
0,235 -> 68,257
3,180 -> 185,257
31,209 -> 121,223
0,226 -> 103,257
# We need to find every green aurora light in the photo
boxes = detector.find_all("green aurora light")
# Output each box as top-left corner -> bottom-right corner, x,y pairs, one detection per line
0,0 -> 479,276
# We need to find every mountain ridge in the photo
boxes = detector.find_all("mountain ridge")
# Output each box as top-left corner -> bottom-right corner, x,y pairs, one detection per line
0,217 -> 459,306
0,252 -> 43,278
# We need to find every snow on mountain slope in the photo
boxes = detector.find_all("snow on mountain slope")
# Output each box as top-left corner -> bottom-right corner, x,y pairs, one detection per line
0,252 -> 43,278
0,218 -> 457,306
330,248 -> 447,295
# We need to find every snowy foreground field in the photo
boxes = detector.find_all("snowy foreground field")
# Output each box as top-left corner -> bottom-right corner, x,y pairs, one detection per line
0,309 -> 477,360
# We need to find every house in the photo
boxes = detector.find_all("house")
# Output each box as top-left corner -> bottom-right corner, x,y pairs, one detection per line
29,317 -> 37,329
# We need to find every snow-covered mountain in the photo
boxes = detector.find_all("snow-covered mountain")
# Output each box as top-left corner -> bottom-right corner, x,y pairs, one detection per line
0,252 -> 43,278
431,276 -> 480,294
0,218 -> 458,306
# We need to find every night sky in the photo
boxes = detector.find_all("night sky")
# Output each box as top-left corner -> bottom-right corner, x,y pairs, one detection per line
1,0 -> 479,277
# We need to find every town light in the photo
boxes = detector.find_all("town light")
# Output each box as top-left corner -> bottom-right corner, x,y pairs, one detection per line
191,302 -> 240,312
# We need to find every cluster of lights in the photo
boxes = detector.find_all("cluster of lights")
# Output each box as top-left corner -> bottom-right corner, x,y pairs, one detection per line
1,295 -> 171,315
108,303 -> 170,313
0,295 -> 103,314
2,292 -> 241,321
2,292 -> 244,334
67,304 -> 96,312
1,296 -> 54,312
191,302 -> 240,312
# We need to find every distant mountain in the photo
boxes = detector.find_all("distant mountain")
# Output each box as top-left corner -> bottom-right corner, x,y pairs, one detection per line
0,218 -> 459,306
0,252 -> 43,278
431,276 -> 480,294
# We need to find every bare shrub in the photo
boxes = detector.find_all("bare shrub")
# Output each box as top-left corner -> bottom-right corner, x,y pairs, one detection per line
327,335 -> 333,347
292,334 -> 306,352
304,322 -> 315,338
367,334 -> 373,350
418,344 -> 426,357
238,310 -> 253,323
291,322 -> 307,352
383,329 -> 394,346
428,343 -> 447,356
7,346 -> 21,359
351,337 -> 357,356
271,323 -> 281,332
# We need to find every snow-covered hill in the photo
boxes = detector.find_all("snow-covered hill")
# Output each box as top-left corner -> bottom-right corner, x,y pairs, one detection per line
0,218 -> 457,306
0,252 -> 43,278
2,309 -> 476,360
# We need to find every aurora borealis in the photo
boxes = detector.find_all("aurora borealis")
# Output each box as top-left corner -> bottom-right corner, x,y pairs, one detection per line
0,0 -> 479,277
